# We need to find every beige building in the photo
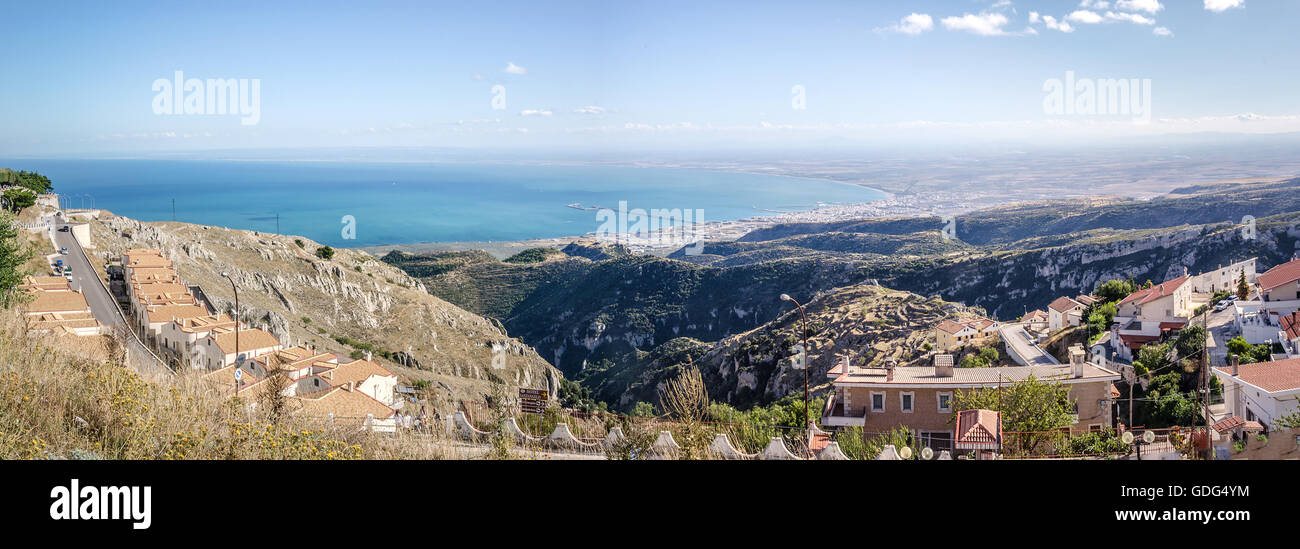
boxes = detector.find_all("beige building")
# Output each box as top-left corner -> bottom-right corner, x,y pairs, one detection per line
934,317 -> 999,351
19,276 -> 103,337
1047,296 -> 1084,332
198,328 -> 283,370
821,354 -> 1120,453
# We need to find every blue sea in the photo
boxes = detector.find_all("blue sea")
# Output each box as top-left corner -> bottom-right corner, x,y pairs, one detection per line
1,159 -> 885,247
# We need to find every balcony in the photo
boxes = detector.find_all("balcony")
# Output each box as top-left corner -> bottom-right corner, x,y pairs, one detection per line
820,393 -> 866,427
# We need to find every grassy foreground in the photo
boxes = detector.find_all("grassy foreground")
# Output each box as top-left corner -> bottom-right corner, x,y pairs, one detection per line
0,312 -> 459,460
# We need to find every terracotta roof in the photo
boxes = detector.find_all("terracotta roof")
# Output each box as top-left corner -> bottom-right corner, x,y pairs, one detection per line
1075,295 -> 1098,306
253,345 -> 336,372
146,304 -> 209,324
20,276 -> 71,291
1243,421 -> 1265,432
296,386 -> 396,420
834,363 -> 1120,386
26,290 -> 91,314
1049,296 -> 1082,313
323,358 -> 395,388
1022,310 -> 1048,322
1281,312 -> 1300,340
176,314 -> 235,333
1158,321 -> 1188,331
204,364 -> 262,394
955,409 -> 1001,449
1118,275 -> 1190,307
1118,334 -> 1160,351
1258,258 -> 1300,291
936,320 -> 971,335
210,329 -> 282,354
1212,415 -> 1244,434
1215,357 -> 1300,393
1110,383 -> 1121,398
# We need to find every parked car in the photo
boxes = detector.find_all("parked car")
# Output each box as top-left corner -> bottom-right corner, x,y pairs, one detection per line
1214,301 -> 1231,313
59,247 -> 68,255
58,225 -> 70,232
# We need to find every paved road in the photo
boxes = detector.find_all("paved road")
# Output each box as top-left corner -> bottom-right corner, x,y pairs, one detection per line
45,216 -> 172,379
1000,324 -> 1060,366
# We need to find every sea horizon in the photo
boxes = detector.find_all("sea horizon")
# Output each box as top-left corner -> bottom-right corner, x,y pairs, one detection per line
2,158 -> 886,248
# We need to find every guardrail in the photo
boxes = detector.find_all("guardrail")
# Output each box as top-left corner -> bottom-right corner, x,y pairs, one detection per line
65,226 -> 173,378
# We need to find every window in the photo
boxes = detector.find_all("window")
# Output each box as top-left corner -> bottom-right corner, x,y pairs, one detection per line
1089,424 -> 1103,432
937,392 -> 953,413
870,392 -> 885,413
901,392 -> 914,413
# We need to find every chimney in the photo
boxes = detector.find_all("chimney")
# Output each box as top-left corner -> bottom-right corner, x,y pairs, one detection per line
1231,354 -> 1240,377
885,359 -> 896,382
364,351 -> 372,362
1069,344 -> 1085,378
934,354 -> 954,378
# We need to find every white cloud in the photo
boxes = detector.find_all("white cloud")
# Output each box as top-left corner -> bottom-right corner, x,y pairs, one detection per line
520,109 -> 552,117
1204,0 -> 1244,12
1153,26 -> 1173,36
941,13 -> 1010,36
504,62 -> 527,75
1042,14 -> 1075,32
1079,0 -> 1110,8
472,73 -> 484,81
882,13 -> 934,35
1105,11 -> 1155,24
573,106 -> 607,115
1067,10 -> 1104,23
1114,0 -> 1162,13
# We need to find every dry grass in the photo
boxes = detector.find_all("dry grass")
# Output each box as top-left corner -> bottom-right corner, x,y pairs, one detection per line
0,311 -> 461,460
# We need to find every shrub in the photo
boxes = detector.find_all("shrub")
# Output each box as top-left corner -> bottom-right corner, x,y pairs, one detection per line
315,246 -> 335,260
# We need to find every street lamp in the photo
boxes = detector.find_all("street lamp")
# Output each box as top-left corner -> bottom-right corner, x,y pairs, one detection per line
220,271 -> 241,373
780,293 -> 811,455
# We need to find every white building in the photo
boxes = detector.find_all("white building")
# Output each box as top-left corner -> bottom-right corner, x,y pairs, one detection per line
1213,357 -> 1300,430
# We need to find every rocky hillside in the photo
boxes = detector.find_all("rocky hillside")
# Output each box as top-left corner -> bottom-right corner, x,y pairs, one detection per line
86,213 -> 561,409
386,177 -> 1300,411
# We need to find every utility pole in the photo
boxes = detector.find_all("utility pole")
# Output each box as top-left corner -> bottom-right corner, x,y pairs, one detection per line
172,198 -> 176,221
276,213 -> 280,235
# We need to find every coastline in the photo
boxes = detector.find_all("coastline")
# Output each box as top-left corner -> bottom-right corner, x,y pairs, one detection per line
357,189 -> 968,260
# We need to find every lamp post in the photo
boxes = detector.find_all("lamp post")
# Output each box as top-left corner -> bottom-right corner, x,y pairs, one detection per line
780,293 -> 811,454
221,271 -> 240,372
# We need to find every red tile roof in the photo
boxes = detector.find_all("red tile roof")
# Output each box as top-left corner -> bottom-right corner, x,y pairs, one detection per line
1258,258 -> 1300,291
1281,312 -> 1300,340
955,409 -> 1001,449
1118,275 -> 1190,307
1212,415 -> 1244,434
1219,357 -> 1300,393
1118,334 -> 1160,351
1049,296 -> 1082,313
1158,321 -> 1188,331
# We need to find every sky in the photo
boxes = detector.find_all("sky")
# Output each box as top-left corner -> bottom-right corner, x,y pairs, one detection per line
1,0 -> 1296,156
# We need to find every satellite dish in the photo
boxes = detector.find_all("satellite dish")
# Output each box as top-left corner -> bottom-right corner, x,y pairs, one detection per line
1143,430 -> 1156,444
921,447 -> 934,460
899,446 -> 913,460
1122,431 -> 1135,444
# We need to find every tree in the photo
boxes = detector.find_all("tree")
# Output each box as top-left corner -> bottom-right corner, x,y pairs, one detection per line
315,245 -> 335,260
951,375 -> 1075,455
0,169 -> 53,194
1225,336 -> 1271,364
1133,342 -> 1172,378
1237,270 -> 1250,301
2,188 -> 35,212
1095,279 -> 1137,303
0,213 -> 34,308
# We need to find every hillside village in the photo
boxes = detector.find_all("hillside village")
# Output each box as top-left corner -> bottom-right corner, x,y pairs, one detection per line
13,185 -> 1300,460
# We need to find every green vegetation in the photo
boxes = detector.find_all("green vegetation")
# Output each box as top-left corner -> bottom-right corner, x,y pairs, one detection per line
331,335 -> 398,363
503,247 -> 562,264
0,213 -> 35,308
959,346 -> 1000,368
294,238 -> 305,249
1226,336 -> 1272,364
0,169 -> 53,194
315,246 -> 335,260
951,375 -> 1075,455
2,188 -> 36,212
1237,270 -> 1250,300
